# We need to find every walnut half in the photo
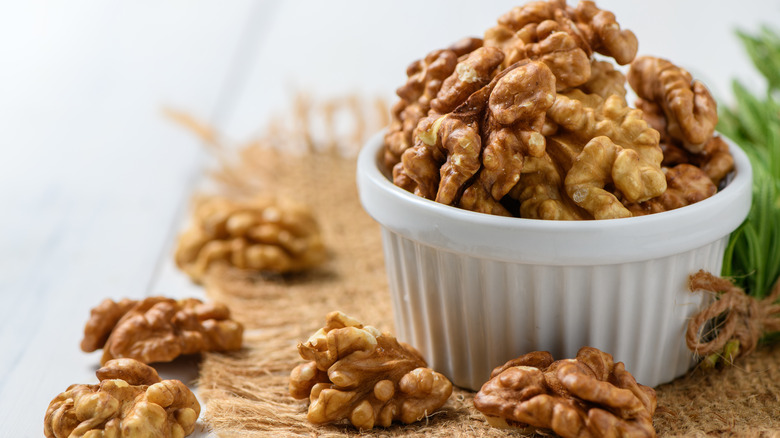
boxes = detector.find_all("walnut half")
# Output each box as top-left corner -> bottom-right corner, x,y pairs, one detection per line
474,347 -> 657,437
175,196 -> 327,283
289,311 -> 453,430
81,297 -> 244,365
44,358 -> 201,438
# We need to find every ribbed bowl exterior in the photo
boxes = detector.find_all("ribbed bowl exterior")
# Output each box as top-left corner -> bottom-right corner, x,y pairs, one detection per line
381,227 -> 725,390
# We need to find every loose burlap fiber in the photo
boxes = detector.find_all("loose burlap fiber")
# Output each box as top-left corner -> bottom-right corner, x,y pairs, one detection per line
180,99 -> 780,437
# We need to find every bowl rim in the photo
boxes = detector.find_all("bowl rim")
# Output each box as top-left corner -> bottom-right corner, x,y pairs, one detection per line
356,130 -> 753,265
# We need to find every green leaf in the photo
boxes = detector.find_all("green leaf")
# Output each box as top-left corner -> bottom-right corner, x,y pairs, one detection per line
720,26 -> 780,315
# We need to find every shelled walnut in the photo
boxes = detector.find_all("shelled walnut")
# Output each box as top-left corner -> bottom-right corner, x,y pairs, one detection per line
289,311 -> 453,430
628,56 -> 718,152
44,358 -> 200,438
382,0 -> 732,220
175,196 -> 326,283
81,297 -> 243,365
474,347 -> 657,437
384,37 -> 484,168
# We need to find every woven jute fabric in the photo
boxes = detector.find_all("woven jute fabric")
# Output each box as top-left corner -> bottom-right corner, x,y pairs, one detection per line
180,99 -> 780,437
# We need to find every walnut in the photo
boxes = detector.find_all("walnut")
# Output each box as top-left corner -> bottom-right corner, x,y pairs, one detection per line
430,46 -> 505,115
623,163 -> 717,216
473,347 -> 657,438
485,17 -> 591,91
507,155 -> 588,220
398,60 -> 556,216
571,0 -> 638,65
44,359 -> 200,438
484,0 -> 637,91
692,135 -> 734,187
81,297 -> 243,365
545,90 -> 666,218
628,56 -> 718,152
289,311 -> 453,430
635,96 -> 734,187
175,196 -> 326,283
383,38 -> 483,168
460,60 -> 557,213
400,111 -> 483,205
579,59 -> 627,99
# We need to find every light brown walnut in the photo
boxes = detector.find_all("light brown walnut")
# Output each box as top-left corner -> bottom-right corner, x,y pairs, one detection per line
462,60 -> 557,211
175,196 -> 326,283
484,0 -> 637,90
473,347 -> 657,438
571,0 -> 638,65
44,359 -> 200,438
628,56 -> 718,151
545,90 -> 666,218
693,135 -> 734,187
289,311 -> 453,430
383,38 -> 483,168
398,70 -> 505,205
623,163 -> 717,216
579,59 -> 627,99
518,19 -> 593,90
635,100 -> 734,187
81,297 -> 243,365
430,46 -> 505,114
507,154 -> 589,220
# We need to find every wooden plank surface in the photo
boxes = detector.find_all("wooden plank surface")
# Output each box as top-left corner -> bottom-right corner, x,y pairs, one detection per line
0,2 -> 260,436
1,1 -> 778,437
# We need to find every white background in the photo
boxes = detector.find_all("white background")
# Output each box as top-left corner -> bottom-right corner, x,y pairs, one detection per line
1,1 -> 778,436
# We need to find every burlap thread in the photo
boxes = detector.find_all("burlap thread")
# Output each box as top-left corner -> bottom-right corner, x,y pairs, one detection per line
687,270 -> 780,363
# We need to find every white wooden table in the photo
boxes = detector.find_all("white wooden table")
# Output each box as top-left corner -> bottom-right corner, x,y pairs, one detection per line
1,1 -> 776,436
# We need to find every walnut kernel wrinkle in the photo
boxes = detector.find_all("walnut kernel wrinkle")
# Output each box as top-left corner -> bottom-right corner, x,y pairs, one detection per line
44,359 -> 200,438
289,311 -> 453,430
628,56 -> 718,151
81,297 -> 243,365
474,347 -> 657,438
175,196 -> 326,283
384,38 -> 483,168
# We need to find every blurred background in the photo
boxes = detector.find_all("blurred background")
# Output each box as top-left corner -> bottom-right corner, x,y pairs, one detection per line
1,1 -> 779,436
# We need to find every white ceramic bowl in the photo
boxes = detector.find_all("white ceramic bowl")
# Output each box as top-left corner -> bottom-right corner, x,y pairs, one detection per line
357,132 -> 752,390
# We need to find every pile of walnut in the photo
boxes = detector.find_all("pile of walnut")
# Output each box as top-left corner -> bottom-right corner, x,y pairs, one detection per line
384,0 -> 733,219
81,297 -> 244,365
474,347 -> 657,437
289,311 -> 453,430
45,358 -> 200,438
175,196 -> 327,283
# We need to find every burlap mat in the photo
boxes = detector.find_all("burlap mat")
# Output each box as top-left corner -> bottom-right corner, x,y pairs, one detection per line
176,99 -> 780,437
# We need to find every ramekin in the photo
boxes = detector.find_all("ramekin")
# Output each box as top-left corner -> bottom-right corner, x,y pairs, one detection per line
356,132 -> 752,390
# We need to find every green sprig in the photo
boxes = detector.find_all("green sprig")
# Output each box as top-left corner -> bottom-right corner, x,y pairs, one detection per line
719,27 -> 780,304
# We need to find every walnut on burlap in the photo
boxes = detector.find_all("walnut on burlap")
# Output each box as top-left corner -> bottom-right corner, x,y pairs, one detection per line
176,95 -> 780,437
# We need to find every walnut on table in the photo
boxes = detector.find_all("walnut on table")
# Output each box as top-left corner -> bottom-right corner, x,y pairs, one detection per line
473,347 -> 657,438
289,311 -> 453,430
81,297 -> 243,365
175,196 -> 326,283
44,358 -> 200,438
